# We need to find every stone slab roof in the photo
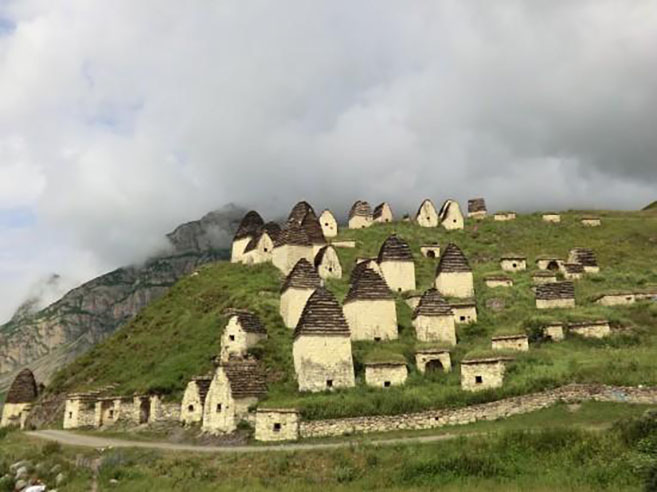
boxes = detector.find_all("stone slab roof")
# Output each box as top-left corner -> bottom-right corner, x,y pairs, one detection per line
232,311 -> 267,334
287,201 -> 315,225
294,287 -> 350,338
234,211 -> 265,240
349,200 -> 372,219
461,356 -> 514,364
301,211 -> 326,245
281,259 -> 321,293
412,288 -> 453,318
569,248 -> 598,268
192,377 -> 212,405
377,235 -> 413,263
491,334 -> 528,341
373,202 -> 391,220
468,198 -> 487,213
344,268 -> 392,303
532,271 -> 557,277
449,298 -> 477,308
568,320 -> 608,328
536,281 -> 575,300
500,254 -> 526,261
222,360 -> 267,399
275,222 -> 312,247
5,368 -> 38,404
349,260 -> 377,284
436,243 -> 471,274
564,263 -> 585,274
485,275 -> 512,281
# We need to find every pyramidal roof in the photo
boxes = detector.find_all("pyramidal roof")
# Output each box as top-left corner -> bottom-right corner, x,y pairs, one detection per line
412,288 -> 453,318
287,201 -> 315,225
436,243 -> 471,274
5,368 -> 38,404
221,359 -> 267,399
281,258 -> 322,293
234,211 -> 265,240
344,268 -> 392,303
439,199 -> 459,221
275,222 -> 312,247
243,222 -> 281,253
301,210 -> 326,245
373,202 -> 391,219
377,235 -> 413,263
416,198 -> 437,217
349,200 -> 372,219
349,260 -> 378,284
231,311 -> 267,334
294,287 -> 350,338
569,248 -> 598,267
468,198 -> 487,213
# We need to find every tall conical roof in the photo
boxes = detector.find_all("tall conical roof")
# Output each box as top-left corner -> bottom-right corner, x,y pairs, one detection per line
349,260 -> 378,284
287,201 -> 315,225
301,210 -> 326,245
222,359 -> 267,399
412,288 -> 453,318
231,311 -> 267,334
275,222 -> 312,247
349,200 -> 372,219
377,235 -> 413,263
416,199 -> 437,218
344,269 -> 392,303
281,258 -> 321,293
234,211 -> 265,240
294,287 -> 350,338
373,202 -> 392,220
436,243 -> 471,274
5,368 -> 38,404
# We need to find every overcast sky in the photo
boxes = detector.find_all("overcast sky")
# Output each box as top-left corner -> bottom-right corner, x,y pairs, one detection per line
1,0 -> 657,322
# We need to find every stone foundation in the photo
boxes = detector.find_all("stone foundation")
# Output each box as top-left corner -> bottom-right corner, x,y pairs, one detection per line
415,350 -> 451,373
255,409 -> 300,442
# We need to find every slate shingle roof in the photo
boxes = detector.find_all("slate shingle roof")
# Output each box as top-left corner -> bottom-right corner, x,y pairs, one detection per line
301,211 -> 326,245
222,360 -> 267,399
569,248 -> 598,268
234,211 -> 265,240
377,235 -> 413,263
243,222 -> 281,253
287,201 -> 315,225
436,243 -> 471,274
349,260 -> 377,284
564,263 -> 585,274
192,377 -> 212,405
5,368 -> 38,404
536,281 -> 575,300
373,202 -> 391,220
232,311 -> 267,334
281,259 -> 321,293
468,198 -> 487,213
344,268 -> 392,303
294,287 -> 350,337
412,288 -> 453,319
275,222 -> 312,247
349,200 -> 372,219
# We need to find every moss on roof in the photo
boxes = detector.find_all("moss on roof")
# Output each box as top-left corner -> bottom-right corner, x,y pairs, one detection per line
463,349 -> 516,362
363,349 -> 407,365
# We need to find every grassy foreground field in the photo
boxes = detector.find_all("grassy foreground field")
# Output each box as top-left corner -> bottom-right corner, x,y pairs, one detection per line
2,402 -> 657,490
48,208 -> 657,420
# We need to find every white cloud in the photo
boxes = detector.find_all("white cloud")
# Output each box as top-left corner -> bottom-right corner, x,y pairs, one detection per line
1,0 -> 657,319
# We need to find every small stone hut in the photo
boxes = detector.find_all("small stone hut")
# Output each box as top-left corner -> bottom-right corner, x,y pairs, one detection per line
581,216 -> 601,227
543,323 -> 565,341
272,222 -> 314,275
415,348 -> 452,373
535,255 -> 564,271
220,311 -> 267,361
287,201 -> 315,225
532,271 -> 558,284
491,333 -> 529,352
377,234 -> 416,293
593,292 -> 636,306
63,393 -> 97,429
535,281 -> 576,309
364,360 -> 408,388
500,254 -> 527,272
241,222 -> 281,265
373,202 -> 394,223
568,320 -> 611,338
542,212 -> 561,223
563,263 -> 584,280
434,243 -> 474,298
180,377 -> 212,425
343,269 -> 397,341
348,200 -> 373,229
484,275 -> 513,288
412,288 -> 456,345
461,355 -> 512,392
567,248 -> 599,273
314,245 -> 342,280
319,209 -> 338,238
94,396 -> 133,428
416,199 -> 439,227
439,199 -> 464,230
293,287 -> 355,392
468,198 -> 488,219
255,408 -> 300,442
202,359 -> 266,434
420,243 -> 441,258
450,299 -> 478,324
493,211 -> 516,221
1,368 -> 39,428
280,259 -> 322,329
231,211 -> 265,263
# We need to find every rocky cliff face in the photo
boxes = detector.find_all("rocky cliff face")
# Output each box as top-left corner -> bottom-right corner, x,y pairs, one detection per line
0,204 -> 246,395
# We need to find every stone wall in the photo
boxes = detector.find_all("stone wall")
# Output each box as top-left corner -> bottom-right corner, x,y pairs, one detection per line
319,211 -> 338,238
435,271 -> 474,298
596,294 -> 635,306
0,402 -> 31,428
570,322 -> 611,339
491,336 -> 529,352
415,351 -> 451,373
331,240 -> 356,249
379,261 -> 415,293
63,398 -> 96,429
220,317 -> 266,361
365,364 -> 407,388
231,237 -> 251,263
255,409 -> 300,442
272,244 -> 314,275
544,324 -> 565,341
293,334 -> 355,392
461,360 -> 506,391
500,259 -> 526,272
343,299 -> 398,341
180,381 -> 204,425
349,215 -> 372,229
413,314 -> 456,345
290,384 -> 657,440
486,279 -> 513,288
420,245 -> 441,258
451,304 -> 477,324
280,287 -> 315,329
536,298 -> 575,309
416,201 -> 438,227
317,247 -> 342,280
493,213 -> 516,221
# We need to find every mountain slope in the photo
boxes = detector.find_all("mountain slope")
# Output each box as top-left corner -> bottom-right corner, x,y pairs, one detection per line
47,210 -> 657,420
0,204 -> 246,395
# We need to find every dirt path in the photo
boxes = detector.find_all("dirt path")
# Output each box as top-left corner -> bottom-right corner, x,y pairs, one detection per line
27,429 -> 470,454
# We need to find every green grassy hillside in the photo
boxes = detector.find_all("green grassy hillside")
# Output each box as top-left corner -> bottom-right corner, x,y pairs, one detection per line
49,209 -> 657,420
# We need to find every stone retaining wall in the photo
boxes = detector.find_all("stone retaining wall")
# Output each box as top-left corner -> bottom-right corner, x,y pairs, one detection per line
296,384 -> 657,439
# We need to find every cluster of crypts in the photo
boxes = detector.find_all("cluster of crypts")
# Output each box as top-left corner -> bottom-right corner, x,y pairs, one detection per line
4,198 -> 651,441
